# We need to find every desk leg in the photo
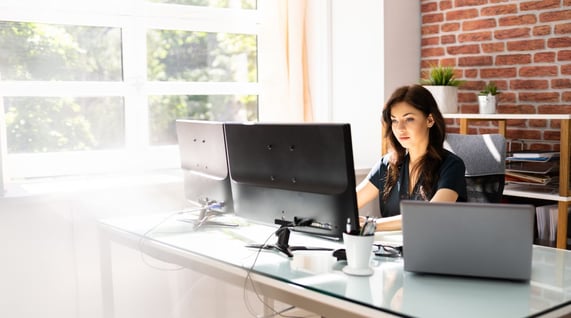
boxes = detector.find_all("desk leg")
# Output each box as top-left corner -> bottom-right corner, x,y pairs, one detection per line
263,296 -> 275,316
99,230 -> 115,318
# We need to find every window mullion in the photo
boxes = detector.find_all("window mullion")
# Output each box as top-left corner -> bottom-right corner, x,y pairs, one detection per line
122,16 -> 149,151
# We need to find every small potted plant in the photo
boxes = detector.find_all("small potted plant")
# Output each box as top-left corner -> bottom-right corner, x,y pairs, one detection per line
421,65 -> 465,113
478,81 -> 500,114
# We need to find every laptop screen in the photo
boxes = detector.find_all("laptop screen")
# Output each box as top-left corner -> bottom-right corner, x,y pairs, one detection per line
401,200 -> 534,280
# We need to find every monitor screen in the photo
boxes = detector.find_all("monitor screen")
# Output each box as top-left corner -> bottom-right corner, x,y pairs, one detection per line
175,119 -> 233,213
224,122 -> 359,240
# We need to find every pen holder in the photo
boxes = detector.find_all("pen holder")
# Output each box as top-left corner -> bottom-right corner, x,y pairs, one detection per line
342,232 -> 374,276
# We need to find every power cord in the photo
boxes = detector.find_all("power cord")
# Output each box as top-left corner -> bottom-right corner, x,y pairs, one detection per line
242,227 -> 317,318
139,206 -> 316,317
137,201 -> 224,271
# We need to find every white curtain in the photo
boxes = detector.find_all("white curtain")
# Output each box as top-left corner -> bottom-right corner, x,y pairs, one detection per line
258,0 -> 314,122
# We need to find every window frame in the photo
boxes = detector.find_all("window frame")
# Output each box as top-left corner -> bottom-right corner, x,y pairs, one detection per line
0,1 -> 260,180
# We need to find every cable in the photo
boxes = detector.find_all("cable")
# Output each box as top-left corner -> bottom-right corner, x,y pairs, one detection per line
243,230 -> 276,316
137,202 -> 223,271
140,206 -> 316,317
254,305 -> 301,318
242,227 -> 317,318
178,200 -> 239,230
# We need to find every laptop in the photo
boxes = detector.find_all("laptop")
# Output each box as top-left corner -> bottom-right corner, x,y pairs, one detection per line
401,200 -> 534,281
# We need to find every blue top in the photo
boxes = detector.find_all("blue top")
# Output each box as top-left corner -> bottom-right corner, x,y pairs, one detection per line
367,150 -> 467,217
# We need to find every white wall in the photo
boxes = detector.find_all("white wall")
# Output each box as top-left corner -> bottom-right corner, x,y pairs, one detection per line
308,0 -> 420,171
383,1 -> 422,99
329,0 -> 384,171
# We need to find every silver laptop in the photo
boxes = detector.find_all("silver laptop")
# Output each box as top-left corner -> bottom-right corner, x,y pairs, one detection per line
401,200 -> 534,281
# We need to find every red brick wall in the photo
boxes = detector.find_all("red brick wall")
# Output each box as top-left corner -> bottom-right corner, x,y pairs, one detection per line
420,0 -> 571,150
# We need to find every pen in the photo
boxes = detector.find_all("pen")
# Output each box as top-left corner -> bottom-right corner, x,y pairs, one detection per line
360,217 -> 376,236
369,219 -> 377,235
359,217 -> 366,235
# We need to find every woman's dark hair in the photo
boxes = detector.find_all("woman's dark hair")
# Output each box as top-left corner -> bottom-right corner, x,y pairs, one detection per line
381,84 -> 447,201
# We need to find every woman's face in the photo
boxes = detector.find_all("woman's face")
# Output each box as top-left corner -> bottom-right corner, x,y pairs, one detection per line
390,102 -> 434,152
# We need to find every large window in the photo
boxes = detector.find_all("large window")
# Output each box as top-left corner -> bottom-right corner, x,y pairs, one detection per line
0,0 -> 259,179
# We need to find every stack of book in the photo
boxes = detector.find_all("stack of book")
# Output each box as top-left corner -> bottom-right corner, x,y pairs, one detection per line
505,151 -> 559,186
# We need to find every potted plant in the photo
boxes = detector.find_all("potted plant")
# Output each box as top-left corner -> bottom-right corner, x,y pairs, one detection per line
421,65 -> 464,113
478,81 -> 500,114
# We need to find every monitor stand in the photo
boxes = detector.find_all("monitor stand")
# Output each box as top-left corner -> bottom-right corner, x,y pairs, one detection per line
245,219 -> 334,258
178,201 -> 239,230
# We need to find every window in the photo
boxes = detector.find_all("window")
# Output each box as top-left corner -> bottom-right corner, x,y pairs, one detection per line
0,0 -> 259,179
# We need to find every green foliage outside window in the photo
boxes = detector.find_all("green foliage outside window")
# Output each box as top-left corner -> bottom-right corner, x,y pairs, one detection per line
147,30 -> 257,82
147,29 -> 258,145
0,19 -> 258,153
0,22 -> 122,81
4,97 -> 124,153
0,21 -> 123,153
149,94 -> 257,145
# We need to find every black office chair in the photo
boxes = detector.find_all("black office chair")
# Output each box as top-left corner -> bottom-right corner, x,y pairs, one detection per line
444,133 -> 506,203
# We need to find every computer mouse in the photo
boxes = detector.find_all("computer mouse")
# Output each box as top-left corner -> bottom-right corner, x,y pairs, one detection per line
332,248 -> 346,261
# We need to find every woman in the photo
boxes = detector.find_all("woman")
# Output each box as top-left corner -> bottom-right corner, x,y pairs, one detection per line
357,84 -> 467,231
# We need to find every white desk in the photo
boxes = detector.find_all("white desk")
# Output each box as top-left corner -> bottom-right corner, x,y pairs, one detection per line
98,214 -> 571,318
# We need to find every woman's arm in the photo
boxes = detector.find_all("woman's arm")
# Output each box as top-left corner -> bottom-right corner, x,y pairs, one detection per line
356,179 -> 379,209
372,188 -> 459,232
357,180 -> 403,231
430,188 -> 459,202
374,214 -> 402,231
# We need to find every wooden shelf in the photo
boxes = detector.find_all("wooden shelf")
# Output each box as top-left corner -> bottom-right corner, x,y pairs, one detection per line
445,114 -> 571,249
503,186 -> 571,202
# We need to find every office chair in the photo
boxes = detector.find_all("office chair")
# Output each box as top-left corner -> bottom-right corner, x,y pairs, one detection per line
444,133 -> 506,203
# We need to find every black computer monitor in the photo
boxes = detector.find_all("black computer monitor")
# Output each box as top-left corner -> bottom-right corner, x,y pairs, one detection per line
224,122 -> 360,255
175,119 -> 234,217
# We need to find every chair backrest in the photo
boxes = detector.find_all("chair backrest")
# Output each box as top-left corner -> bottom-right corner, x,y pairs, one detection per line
444,133 -> 506,203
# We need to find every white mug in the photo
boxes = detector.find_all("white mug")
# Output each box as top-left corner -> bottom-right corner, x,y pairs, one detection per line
342,233 -> 374,276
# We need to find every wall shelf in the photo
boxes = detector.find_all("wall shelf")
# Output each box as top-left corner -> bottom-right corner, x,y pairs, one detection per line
445,114 -> 571,249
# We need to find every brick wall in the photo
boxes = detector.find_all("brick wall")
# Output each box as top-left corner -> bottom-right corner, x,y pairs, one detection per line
420,0 -> 571,150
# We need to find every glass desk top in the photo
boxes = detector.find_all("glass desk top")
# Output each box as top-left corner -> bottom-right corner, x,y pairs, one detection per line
99,213 -> 571,318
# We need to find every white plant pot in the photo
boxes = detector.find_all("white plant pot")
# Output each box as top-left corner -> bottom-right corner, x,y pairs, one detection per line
423,85 -> 458,113
478,94 -> 497,114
